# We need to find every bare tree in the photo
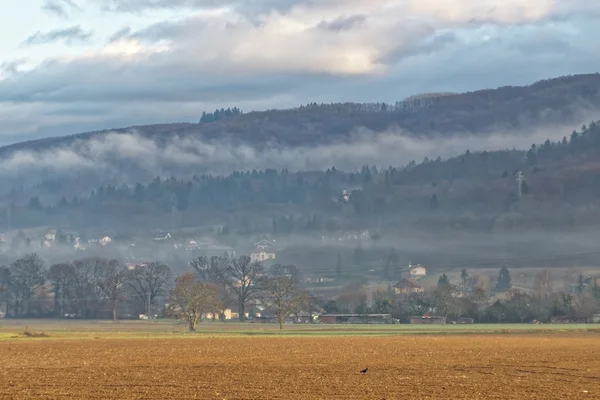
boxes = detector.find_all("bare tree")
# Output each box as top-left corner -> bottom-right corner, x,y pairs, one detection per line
220,256 -> 264,321
190,256 -> 226,284
6,254 -> 46,316
572,292 -> 599,323
167,272 -> 218,331
535,269 -> 553,299
48,263 -> 74,317
95,259 -> 130,322
128,262 -> 172,315
507,289 -> 531,323
431,284 -> 458,319
263,264 -> 306,329
470,287 -> 488,322
69,258 -> 104,318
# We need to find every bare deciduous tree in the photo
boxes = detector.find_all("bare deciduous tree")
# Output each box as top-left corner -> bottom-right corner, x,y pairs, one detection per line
4,254 -> 46,316
48,263 -> 74,317
69,258 -> 103,318
189,256 -> 226,284
470,287 -> 488,322
263,264 -> 306,329
128,262 -> 172,315
220,256 -> 264,321
572,292 -> 599,323
95,259 -> 130,322
167,272 -> 218,331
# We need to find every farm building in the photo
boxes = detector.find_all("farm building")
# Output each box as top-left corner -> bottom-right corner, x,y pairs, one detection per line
410,315 -> 446,324
319,314 -> 393,324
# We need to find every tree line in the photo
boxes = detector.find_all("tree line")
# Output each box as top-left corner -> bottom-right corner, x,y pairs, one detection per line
324,267 -> 600,324
0,254 -> 310,331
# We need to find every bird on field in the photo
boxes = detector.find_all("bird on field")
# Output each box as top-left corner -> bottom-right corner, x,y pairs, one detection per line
360,368 -> 368,374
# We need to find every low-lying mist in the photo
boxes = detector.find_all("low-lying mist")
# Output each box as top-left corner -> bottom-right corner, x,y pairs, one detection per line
0,122 -> 581,183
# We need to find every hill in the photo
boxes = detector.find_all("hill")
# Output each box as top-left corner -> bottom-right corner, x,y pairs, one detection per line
1,73 -> 600,156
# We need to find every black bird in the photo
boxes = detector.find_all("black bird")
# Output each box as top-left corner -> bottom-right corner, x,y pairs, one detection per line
360,368 -> 368,374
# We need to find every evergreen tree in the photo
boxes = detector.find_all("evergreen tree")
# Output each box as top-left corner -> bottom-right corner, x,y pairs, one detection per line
496,266 -> 512,291
460,268 -> 469,287
576,274 -> 585,294
437,273 -> 450,288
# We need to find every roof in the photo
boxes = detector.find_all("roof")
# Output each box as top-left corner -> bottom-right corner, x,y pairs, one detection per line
254,239 -> 275,247
394,278 -> 423,289
320,314 -> 392,318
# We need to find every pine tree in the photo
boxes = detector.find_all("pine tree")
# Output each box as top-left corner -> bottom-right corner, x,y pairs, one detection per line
437,273 -> 450,287
460,268 -> 468,287
496,266 -> 512,291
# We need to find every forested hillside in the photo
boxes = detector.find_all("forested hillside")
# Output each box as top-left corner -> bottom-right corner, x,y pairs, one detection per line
4,121 -> 600,235
1,73 -> 599,155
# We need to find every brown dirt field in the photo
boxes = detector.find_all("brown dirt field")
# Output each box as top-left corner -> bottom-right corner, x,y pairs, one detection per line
1,335 -> 599,399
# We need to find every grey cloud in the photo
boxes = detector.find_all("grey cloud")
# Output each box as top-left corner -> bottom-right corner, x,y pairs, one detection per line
317,15 -> 367,32
2,2 -> 600,141
42,1 -> 69,18
98,0 -> 301,14
0,59 -> 27,76
42,0 -> 82,18
108,26 -> 132,42
22,25 -> 93,46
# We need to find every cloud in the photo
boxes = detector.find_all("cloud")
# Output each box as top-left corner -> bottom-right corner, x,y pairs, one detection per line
0,59 -> 27,77
22,25 -> 93,46
1,0 -> 599,140
108,26 -> 132,42
42,0 -> 82,18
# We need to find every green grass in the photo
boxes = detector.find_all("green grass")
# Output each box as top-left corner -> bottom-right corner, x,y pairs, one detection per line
1,319 -> 599,340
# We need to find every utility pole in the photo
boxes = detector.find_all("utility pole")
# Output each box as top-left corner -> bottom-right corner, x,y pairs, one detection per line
516,171 -> 524,199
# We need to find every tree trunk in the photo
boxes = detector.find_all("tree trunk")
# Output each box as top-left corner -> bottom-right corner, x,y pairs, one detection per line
188,314 -> 197,331
112,301 -> 117,323
239,300 -> 245,321
278,311 -> 284,330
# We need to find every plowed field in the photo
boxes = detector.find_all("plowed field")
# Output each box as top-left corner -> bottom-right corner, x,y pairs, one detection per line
1,335 -> 599,399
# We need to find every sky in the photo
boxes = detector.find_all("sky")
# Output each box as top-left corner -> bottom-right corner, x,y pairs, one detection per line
0,0 -> 599,145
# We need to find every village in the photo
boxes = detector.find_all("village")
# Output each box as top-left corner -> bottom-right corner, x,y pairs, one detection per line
1,227 -> 600,325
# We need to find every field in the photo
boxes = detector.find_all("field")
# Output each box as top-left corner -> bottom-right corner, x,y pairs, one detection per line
1,321 -> 600,399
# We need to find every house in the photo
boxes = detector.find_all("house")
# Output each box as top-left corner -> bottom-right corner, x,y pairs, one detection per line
44,229 -> 57,241
319,314 -> 394,324
202,309 -> 232,320
99,236 -> 112,247
251,240 -> 276,262
182,240 -> 200,251
251,247 -> 276,262
409,264 -> 427,278
394,278 -> 425,295
410,315 -> 446,324
153,232 -> 172,242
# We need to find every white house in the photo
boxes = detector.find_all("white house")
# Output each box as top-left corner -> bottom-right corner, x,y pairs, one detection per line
99,236 -> 112,247
251,247 -> 276,262
153,232 -> 172,241
409,264 -> 427,278
44,229 -> 57,241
